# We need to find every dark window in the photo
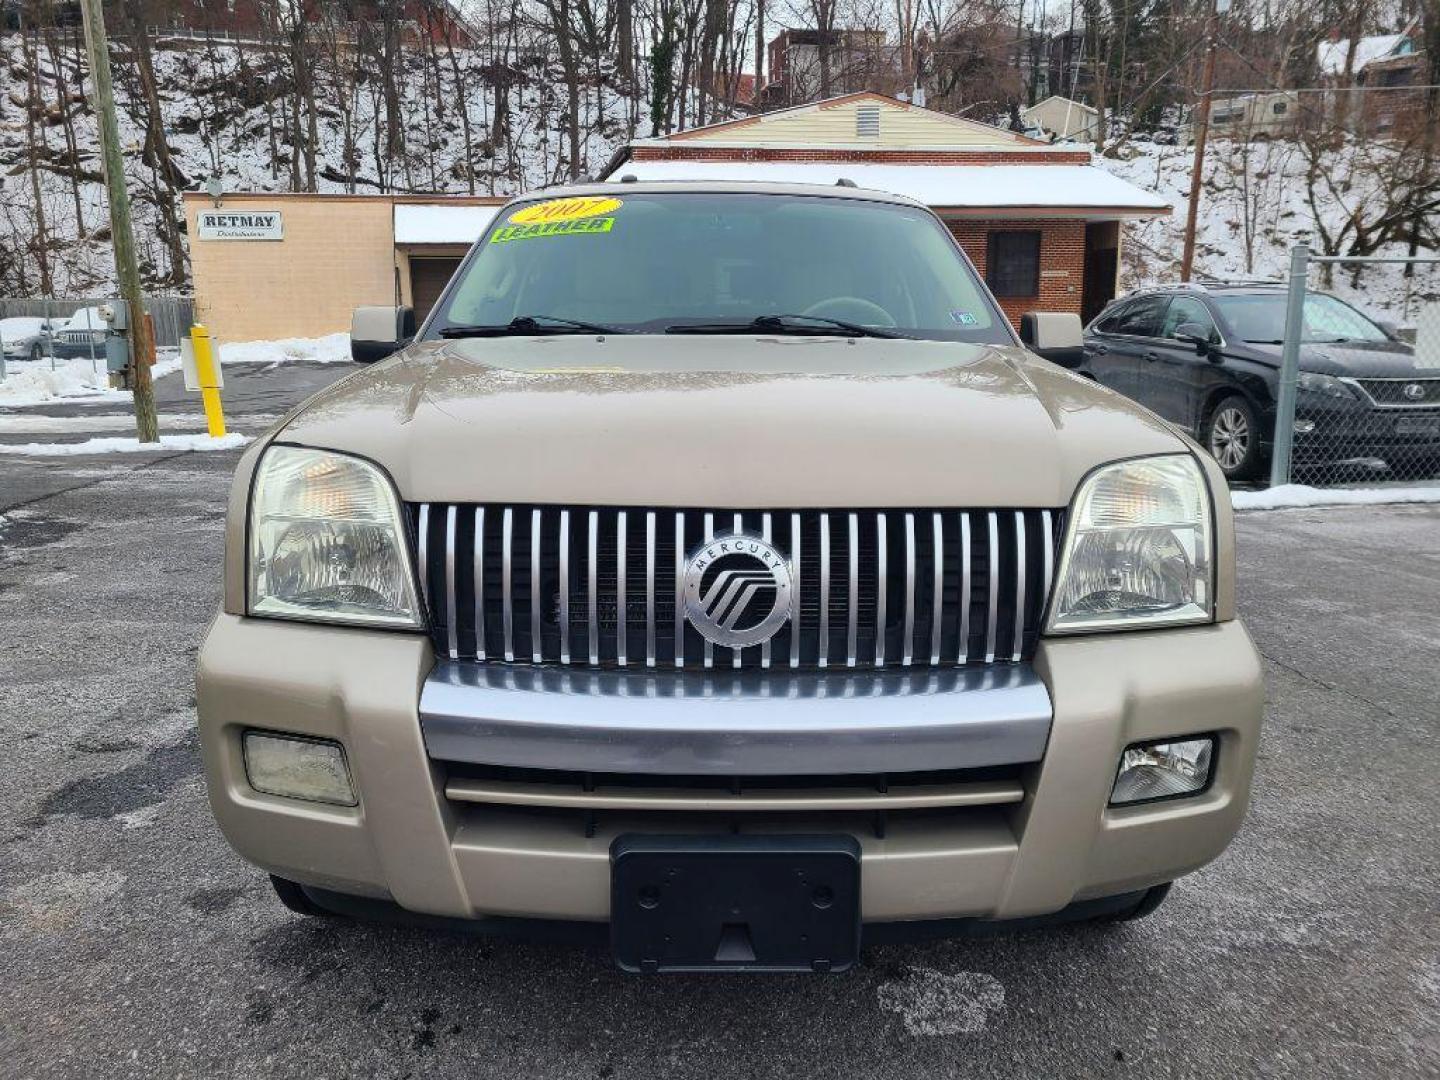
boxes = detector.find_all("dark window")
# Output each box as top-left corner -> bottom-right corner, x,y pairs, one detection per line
986,230 -> 1041,298
1111,295 -> 1167,338
1092,302 -> 1128,334
1160,296 -> 1218,342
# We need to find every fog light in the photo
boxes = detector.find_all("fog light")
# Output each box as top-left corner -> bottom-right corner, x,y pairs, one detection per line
1110,736 -> 1215,806
242,731 -> 356,806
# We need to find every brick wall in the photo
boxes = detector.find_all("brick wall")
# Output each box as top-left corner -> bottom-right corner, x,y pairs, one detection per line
946,219 -> 1086,326
630,145 -> 1091,165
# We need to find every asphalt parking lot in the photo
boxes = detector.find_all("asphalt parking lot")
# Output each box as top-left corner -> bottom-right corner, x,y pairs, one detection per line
1,366 -> 1437,1079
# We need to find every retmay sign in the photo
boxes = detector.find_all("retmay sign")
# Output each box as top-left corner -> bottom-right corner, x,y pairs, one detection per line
197,209 -> 283,241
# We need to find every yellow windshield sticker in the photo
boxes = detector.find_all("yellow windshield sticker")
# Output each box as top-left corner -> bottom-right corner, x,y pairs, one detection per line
490,217 -> 615,244
509,196 -> 622,225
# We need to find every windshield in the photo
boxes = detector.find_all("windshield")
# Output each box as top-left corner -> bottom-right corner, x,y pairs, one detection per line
425,192 -> 1011,344
1214,293 -> 1389,344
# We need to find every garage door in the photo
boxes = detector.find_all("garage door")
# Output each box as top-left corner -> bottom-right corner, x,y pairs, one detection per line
410,258 -> 463,322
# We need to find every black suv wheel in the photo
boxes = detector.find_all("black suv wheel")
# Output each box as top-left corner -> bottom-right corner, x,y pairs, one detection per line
1203,395 -> 1263,480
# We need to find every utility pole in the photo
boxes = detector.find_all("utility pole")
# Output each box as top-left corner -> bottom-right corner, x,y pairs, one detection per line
78,0 -> 159,443
1179,0 -> 1220,282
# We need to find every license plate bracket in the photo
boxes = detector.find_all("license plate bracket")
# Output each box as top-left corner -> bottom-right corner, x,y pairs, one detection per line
610,834 -> 861,973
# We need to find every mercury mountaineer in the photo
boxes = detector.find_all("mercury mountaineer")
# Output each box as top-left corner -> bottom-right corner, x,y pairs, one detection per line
197,182 -> 1262,973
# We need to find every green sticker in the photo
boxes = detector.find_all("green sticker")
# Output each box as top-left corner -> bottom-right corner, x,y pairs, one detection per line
490,217 -> 615,243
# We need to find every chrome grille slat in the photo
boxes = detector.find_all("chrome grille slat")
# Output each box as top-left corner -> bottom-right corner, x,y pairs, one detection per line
415,504 -> 1061,673
789,512 -> 802,670
645,512 -> 656,668
444,506 -> 458,660
818,513 -> 832,669
674,512 -> 685,669
501,507 -> 515,662
761,513 -> 773,669
733,513 -> 744,669
530,509 -> 542,664
587,510 -> 599,666
616,511 -> 628,667
930,512 -> 943,666
957,512 -> 971,665
985,511 -> 999,665
846,513 -> 859,668
558,510 -> 570,664
1012,511 -> 1026,664
875,513 -> 887,668
473,507 -> 485,661
703,513 -> 715,670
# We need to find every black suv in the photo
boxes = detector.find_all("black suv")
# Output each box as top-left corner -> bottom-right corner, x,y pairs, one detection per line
1079,283 -> 1440,480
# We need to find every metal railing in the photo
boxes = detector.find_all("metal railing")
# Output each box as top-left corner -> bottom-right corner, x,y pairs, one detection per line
1270,247 -> 1440,487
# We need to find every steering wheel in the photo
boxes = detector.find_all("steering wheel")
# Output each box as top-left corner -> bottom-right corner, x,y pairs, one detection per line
800,297 -> 898,328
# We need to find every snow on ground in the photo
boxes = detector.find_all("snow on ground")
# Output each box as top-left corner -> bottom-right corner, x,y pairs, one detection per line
217,333 -> 352,366
1232,483 -> 1440,511
0,353 -> 182,408
0,433 -> 251,456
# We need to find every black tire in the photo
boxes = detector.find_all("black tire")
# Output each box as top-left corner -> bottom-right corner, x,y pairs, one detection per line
1202,395 -> 1264,481
1115,882 -> 1172,922
270,874 -> 339,918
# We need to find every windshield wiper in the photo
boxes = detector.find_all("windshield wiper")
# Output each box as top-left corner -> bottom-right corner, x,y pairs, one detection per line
665,314 -> 909,339
440,315 -> 632,338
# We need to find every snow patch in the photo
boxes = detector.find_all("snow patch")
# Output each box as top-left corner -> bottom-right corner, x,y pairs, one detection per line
0,354 -> 182,408
1233,483 -> 1440,511
876,966 -> 1006,1036
0,433 -> 252,456
216,332 -> 353,367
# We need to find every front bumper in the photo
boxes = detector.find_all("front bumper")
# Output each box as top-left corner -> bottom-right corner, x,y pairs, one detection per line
197,614 -> 1263,924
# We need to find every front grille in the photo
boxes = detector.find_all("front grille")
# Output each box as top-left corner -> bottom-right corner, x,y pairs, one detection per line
412,504 -> 1062,671
1350,377 -> 1440,408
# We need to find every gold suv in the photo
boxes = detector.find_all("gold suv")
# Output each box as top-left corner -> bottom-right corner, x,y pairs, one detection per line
197,183 -> 1262,973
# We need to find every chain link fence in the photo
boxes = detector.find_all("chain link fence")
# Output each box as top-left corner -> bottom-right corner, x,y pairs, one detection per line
1270,250 -> 1440,488
0,296 -> 193,381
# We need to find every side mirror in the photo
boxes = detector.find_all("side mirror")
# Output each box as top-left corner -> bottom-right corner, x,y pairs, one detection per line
1172,322 -> 1217,355
1019,311 -> 1085,368
350,305 -> 415,364
1376,318 -> 1399,339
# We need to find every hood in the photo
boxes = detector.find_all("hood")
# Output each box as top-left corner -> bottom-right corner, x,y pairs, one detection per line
276,336 -> 1186,508
1248,339 -> 1431,378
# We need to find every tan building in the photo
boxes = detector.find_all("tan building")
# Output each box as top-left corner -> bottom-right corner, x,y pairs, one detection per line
1020,95 -> 1101,143
183,192 -> 501,343
603,92 -> 1169,325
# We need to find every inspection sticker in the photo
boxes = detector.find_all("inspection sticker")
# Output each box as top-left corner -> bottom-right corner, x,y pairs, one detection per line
950,311 -> 978,326
508,196 -> 622,224
490,217 -> 615,243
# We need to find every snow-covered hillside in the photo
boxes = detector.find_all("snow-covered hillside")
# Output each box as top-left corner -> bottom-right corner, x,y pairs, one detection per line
0,32 -> 650,296
1099,140 -> 1439,326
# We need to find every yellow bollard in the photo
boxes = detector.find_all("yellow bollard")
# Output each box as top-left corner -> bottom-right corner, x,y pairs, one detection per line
190,323 -> 226,438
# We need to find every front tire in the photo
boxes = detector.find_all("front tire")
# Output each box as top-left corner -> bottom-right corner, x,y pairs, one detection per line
1203,395 -> 1263,480
270,875 -> 339,918
1113,882 -> 1172,922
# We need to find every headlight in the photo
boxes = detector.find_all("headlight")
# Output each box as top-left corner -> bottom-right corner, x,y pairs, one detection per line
248,445 -> 422,628
1296,372 -> 1355,399
1047,454 -> 1214,633
1110,736 -> 1215,805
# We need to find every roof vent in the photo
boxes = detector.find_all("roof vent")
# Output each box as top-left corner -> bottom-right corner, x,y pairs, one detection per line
835,178 -> 857,188
620,174 -> 638,183
856,103 -> 881,138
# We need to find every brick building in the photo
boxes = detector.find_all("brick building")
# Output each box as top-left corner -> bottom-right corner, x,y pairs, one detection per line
602,92 -> 1170,326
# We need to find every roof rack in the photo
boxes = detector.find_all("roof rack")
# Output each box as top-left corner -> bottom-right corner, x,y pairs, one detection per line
1193,277 -> 1285,287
